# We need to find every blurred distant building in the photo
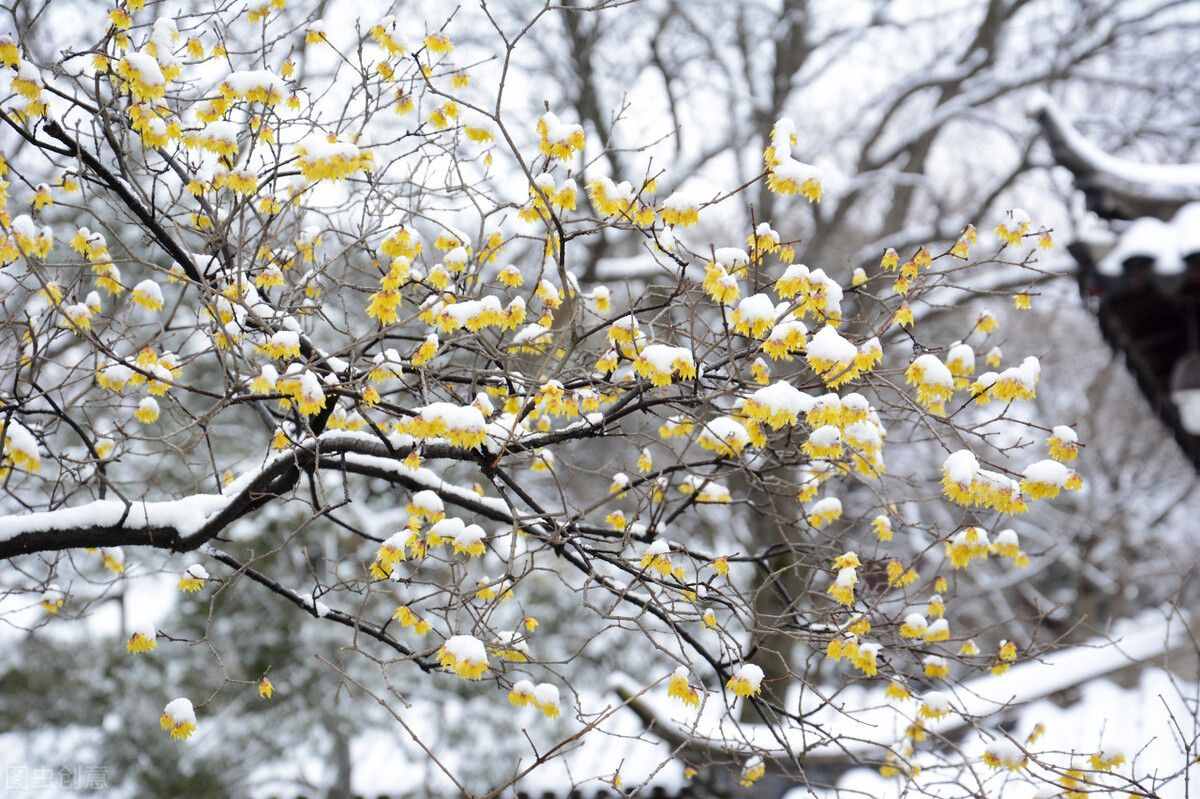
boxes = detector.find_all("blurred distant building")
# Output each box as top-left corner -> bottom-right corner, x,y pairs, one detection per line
1035,100 -> 1200,468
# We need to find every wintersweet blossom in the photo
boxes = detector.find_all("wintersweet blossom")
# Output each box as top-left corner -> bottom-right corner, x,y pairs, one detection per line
40,585 -> 65,614
696,417 -> 751,457
127,621 -> 157,653
537,112 -> 585,160
639,539 -> 674,577
919,690 -> 952,719
508,679 -> 535,707
726,663 -> 764,697
899,613 -> 928,639
740,756 -> 766,787
533,683 -> 561,718
160,698 -> 197,740
983,738 -> 1028,771
438,635 -> 489,679
177,564 -> 209,592
667,666 -> 700,706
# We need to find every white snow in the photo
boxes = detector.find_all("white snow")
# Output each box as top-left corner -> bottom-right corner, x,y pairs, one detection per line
731,663 -> 763,690
1023,459 -> 1070,486
444,634 -> 487,664
162,697 -> 196,725
909,353 -> 953,387
1033,95 -> 1200,194
1098,217 -> 1181,276
942,449 -> 979,485
122,52 -> 165,86
223,68 -> 286,97
0,493 -> 230,542
748,381 -> 814,416
807,326 -> 857,364
427,516 -> 465,539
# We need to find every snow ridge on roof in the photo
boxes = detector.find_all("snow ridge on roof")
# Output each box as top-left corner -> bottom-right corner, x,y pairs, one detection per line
1032,94 -> 1200,219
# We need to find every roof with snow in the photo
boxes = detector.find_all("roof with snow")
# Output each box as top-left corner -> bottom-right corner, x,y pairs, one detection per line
1035,99 -> 1200,470
1033,96 -> 1200,221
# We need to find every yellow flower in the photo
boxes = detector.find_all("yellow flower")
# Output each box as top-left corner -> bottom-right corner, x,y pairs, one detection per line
991,640 -> 1017,674
659,191 -> 701,227
40,586 -> 65,614
696,416 -> 751,457
726,664 -> 763,697
899,613 -> 927,639
258,676 -> 274,699
924,618 -> 950,642
116,53 -> 166,101
1048,426 -> 1079,462
508,680 -> 535,707
127,625 -> 157,654
474,576 -> 512,602
497,265 -> 523,287
827,567 -> 856,606
437,635 -> 489,679
392,605 -> 431,635
1089,749 -> 1126,771
0,36 -> 18,68
919,689 -> 951,717
739,757 -> 766,787
424,33 -> 453,54
132,279 -> 164,311
370,21 -> 406,56
639,540 -> 674,576
537,111 -> 585,161
667,667 -> 700,706
904,354 -> 954,414
766,158 -> 821,202
32,184 -> 52,209
135,398 -> 160,424
109,8 -> 133,30
98,547 -> 125,573
851,642 -> 880,676
160,698 -> 197,740
806,496 -> 843,530
982,739 -> 1028,771
951,233 -> 971,258
177,564 -> 208,592
995,210 -> 1032,246
294,137 -> 372,182
533,683 -> 561,718
702,262 -> 740,305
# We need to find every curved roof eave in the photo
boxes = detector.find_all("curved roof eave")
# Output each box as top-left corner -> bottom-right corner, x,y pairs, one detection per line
1031,97 -> 1200,220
